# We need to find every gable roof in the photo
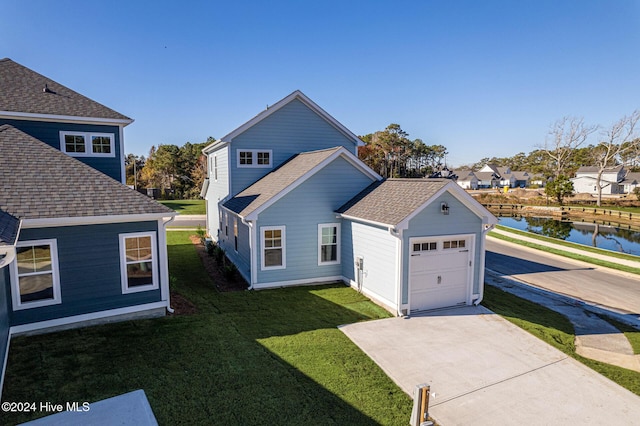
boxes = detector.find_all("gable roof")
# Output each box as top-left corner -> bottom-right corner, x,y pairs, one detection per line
622,172 -> 640,184
0,125 -> 173,221
204,90 -> 363,153
0,58 -> 132,124
224,146 -> 379,219
576,165 -> 624,174
337,178 -> 497,228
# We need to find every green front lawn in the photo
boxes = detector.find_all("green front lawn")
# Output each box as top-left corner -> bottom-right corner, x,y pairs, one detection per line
158,199 -> 206,215
1,232 -> 411,425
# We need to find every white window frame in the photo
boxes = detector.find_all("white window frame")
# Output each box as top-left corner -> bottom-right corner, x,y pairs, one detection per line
11,239 -> 62,310
60,131 -> 116,157
119,231 -> 159,294
236,149 -> 272,168
213,155 -> 218,181
260,226 -> 286,270
318,223 -> 340,265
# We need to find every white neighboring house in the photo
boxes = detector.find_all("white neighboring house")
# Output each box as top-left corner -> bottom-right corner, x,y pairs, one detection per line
453,169 -> 479,189
622,172 -> 640,194
571,165 -> 626,195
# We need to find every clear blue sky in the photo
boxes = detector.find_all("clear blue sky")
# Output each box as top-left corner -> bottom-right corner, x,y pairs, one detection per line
3,0 -> 639,167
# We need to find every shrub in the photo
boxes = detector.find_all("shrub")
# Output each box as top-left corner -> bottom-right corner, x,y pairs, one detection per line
222,263 -> 238,281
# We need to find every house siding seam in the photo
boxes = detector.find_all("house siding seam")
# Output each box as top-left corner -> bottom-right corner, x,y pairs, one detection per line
0,118 -> 123,182
403,192 -> 483,303
229,99 -> 359,195
254,156 -> 375,285
9,221 -> 162,326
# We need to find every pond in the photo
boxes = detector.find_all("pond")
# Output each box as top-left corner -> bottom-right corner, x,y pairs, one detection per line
498,216 -> 640,256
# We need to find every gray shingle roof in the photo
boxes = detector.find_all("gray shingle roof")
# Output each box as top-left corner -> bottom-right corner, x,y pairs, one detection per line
0,209 -> 20,246
576,165 -> 624,174
337,179 -> 450,226
224,147 -> 343,217
0,125 -> 173,219
0,58 -> 131,121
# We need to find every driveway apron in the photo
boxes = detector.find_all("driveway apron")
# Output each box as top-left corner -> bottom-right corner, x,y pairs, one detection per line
339,306 -> 640,425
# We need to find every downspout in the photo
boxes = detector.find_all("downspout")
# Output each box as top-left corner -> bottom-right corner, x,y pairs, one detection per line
388,227 -> 404,317
474,223 -> 496,306
160,216 -> 175,313
241,218 -> 257,290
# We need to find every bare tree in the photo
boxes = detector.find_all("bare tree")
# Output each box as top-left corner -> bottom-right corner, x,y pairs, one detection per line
592,110 -> 640,206
542,116 -> 598,178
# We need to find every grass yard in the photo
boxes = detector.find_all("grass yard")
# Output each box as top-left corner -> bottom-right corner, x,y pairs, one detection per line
158,199 -> 206,215
483,285 -> 640,396
1,232 -> 411,425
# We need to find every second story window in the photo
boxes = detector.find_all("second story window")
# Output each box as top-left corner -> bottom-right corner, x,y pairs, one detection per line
60,131 -> 115,157
237,149 -> 272,168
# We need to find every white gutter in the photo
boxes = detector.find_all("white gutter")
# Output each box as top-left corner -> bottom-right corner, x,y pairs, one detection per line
474,223 -> 496,306
159,216 -> 175,313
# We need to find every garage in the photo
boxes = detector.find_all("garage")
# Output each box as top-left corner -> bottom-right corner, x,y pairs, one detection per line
409,235 -> 473,312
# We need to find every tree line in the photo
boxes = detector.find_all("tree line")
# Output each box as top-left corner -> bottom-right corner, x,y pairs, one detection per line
125,111 -> 639,204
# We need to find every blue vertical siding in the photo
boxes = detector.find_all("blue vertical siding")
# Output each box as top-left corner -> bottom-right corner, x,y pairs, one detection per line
402,192 -> 483,304
0,118 -> 124,182
221,213 -> 252,283
230,99 -> 359,195
10,221 -> 161,326
255,156 -> 376,284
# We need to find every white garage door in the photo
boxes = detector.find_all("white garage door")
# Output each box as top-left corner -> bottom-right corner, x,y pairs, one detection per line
409,236 -> 472,312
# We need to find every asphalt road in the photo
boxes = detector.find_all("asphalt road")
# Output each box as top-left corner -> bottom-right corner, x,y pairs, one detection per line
485,238 -> 640,315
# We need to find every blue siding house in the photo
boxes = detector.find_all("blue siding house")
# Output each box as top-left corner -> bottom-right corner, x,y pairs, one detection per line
0,59 -> 175,398
202,91 -> 497,316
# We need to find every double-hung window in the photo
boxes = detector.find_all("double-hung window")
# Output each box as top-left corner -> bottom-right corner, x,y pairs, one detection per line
60,131 -> 115,157
11,239 -> 62,310
119,232 -> 158,294
261,226 -> 285,270
318,224 -> 340,265
237,149 -> 272,168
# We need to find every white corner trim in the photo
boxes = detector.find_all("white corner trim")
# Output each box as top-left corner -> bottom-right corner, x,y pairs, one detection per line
8,302 -> 167,336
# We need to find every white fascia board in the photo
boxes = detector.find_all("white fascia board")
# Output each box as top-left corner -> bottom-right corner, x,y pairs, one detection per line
21,212 -> 177,229
244,148 -> 377,221
0,111 -> 133,126
219,90 -> 364,147
338,213 -> 394,230
202,140 -> 229,154
396,181 -> 498,230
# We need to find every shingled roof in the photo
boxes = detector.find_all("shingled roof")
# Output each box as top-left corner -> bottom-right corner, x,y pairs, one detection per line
0,210 -> 20,246
0,58 -> 132,122
224,147 -> 345,218
0,125 -> 173,220
337,179 -> 452,226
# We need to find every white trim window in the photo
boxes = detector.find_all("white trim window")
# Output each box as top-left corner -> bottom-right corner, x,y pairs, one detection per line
213,155 -> 218,181
119,232 -> 159,294
318,223 -> 340,265
261,226 -> 285,270
60,131 -> 116,157
11,239 -> 62,310
237,149 -> 272,168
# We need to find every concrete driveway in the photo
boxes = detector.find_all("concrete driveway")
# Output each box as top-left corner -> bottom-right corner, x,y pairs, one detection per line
340,306 -> 640,425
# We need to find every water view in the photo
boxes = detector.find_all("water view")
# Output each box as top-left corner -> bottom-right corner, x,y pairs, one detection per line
498,216 -> 640,256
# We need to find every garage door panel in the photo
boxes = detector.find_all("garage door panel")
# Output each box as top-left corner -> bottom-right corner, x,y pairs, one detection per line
410,236 -> 472,312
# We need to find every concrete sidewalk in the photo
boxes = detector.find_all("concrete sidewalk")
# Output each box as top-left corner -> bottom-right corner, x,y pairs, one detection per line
340,306 -> 640,425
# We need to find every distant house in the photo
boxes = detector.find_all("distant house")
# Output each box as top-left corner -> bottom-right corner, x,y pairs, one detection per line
201,90 -> 497,316
0,59 -> 175,397
571,165 -> 626,195
453,169 -> 479,189
622,172 -> 640,194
